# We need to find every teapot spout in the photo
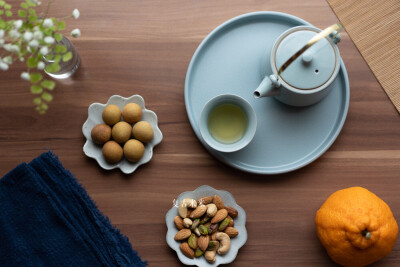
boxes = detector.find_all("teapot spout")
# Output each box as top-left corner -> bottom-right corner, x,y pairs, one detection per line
253,75 -> 280,99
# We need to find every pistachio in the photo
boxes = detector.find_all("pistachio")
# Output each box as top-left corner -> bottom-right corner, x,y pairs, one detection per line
195,248 -> 204,258
191,218 -> 200,230
194,227 -> 201,236
183,218 -> 192,228
208,223 -> 218,234
188,234 -> 198,250
204,222 -> 211,229
200,215 -> 210,224
207,240 -> 220,251
199,225 -> 208,235
218,218 -> 230,231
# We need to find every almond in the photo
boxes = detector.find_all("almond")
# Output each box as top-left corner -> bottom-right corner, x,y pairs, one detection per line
224,227 -> 239,238
186,208 -> 193,218
197,196 -> 213,206
213,195 -> 224,210
228,216 -> 234,227
180,242 -> 194,259
198,235 -> 210,251
211,209 -> 228,223
225,206 -> 238,218
174,216 -> 184,230
174,229 -> 191,241
190,205 -> 207,219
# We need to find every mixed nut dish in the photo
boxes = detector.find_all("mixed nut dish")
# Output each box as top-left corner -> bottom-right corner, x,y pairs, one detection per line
173,195 -> 239,263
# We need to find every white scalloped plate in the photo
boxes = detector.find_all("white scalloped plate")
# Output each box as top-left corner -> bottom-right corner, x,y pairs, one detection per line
82,95 -> 163,174
166,185 -> 247,266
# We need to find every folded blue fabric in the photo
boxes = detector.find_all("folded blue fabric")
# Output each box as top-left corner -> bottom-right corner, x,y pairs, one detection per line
0,152 -> 146,267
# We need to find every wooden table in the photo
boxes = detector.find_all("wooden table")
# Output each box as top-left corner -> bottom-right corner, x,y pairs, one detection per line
1,0 -> 399,266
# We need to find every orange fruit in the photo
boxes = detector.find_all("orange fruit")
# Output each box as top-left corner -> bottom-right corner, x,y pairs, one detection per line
316,187 -> 398,267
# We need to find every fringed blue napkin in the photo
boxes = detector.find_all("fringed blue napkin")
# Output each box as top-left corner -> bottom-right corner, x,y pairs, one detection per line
0,152 -> 146,266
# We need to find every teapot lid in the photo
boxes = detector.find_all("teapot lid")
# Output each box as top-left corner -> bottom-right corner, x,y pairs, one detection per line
273,26 -> 339,90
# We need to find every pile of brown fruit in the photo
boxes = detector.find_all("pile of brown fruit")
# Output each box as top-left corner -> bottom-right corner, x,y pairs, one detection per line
91,103 -> 154,164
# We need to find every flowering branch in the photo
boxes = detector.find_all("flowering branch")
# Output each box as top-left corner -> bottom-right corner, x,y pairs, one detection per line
0,0 -> 81,114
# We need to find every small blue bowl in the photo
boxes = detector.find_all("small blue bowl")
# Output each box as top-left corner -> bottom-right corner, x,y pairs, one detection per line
199,94 -> 257,153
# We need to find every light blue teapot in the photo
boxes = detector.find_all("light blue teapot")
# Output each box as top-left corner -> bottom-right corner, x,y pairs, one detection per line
254,25 -> 342,107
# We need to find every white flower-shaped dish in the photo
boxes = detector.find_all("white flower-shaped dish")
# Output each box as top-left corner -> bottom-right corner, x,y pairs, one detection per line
166,185 -> 247,266
82,95 -> 163,174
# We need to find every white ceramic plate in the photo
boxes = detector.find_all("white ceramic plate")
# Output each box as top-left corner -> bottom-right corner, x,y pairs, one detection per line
82,95 -> 163,174
166,185 -> 247,266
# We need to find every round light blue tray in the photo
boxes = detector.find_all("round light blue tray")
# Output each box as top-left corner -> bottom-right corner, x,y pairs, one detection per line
184,12 -> 350,175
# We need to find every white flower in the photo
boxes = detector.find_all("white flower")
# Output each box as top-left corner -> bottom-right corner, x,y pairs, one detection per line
39,46 -> 49,56
72,9 -> 80,19
44,36 -> 55,44
43,18 -> 53,28
71,28 -> 81,38
0,61 -> 8,71
3,56 -> 12,64
9,30 -> 21,39
37,61 -> 45,70
0,39 -> 4,48
23,31 -> 33,42
13,20 -> 23,29
29,39 -> 39,49
3,43 -> 11,52
33,31 -> 43,40
10,45 -> 20,53
0,30 -> 4,39
21,72 -> 30,81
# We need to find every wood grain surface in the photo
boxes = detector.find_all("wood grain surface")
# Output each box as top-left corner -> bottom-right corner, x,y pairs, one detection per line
0,0 -> 399,266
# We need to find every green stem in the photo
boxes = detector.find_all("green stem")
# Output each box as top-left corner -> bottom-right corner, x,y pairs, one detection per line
362,230 -> 371,240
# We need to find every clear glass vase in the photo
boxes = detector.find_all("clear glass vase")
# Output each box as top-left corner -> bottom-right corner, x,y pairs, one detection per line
44,36 -> 80,79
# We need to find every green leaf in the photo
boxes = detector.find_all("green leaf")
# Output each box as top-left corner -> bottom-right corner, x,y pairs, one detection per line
27,57 -> 37,68
60,46 -> 67,53
41,80 -> 55,90
40,103 -> 48,110
4,4 -> 11,9
28,15 -> 37,22
18,10 -> 27,18
33,97 -> 41,105
0,1 -> 5,7
57,21 -> 65,30
30,85 -> 43,94
21,2 -> 28,9
45,62 -> 60,73
54,54 -> 61,63
45,54 -> 54,60
26,0 -> 36,7
0,10 -> 3,15
54,44 -> 64,53
30,73 -> 43,83
5,10 -> 12,17
41,92 -> 53,102
0,19 -> 5,29
63,52 -> 72,62
28,8 -> 36,16
54,33 -> 62,42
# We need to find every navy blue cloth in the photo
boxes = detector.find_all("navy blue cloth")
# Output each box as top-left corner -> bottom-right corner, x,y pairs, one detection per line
0,152 -> 146,267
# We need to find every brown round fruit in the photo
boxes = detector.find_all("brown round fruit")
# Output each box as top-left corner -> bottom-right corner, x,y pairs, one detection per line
102,141 -> 123,164
122,103 -> 142,124
132,121 -> 154,143
123,139 -> 145,162
91,124 -> 111,145
112,121 -> 132,144
102,104 -> 121,126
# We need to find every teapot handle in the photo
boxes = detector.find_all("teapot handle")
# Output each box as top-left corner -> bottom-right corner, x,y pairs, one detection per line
253,75 -> 280,99
329,30 -> 341,44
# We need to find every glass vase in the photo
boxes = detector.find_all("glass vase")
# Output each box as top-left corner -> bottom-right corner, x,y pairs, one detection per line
44,36 -> 80,79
